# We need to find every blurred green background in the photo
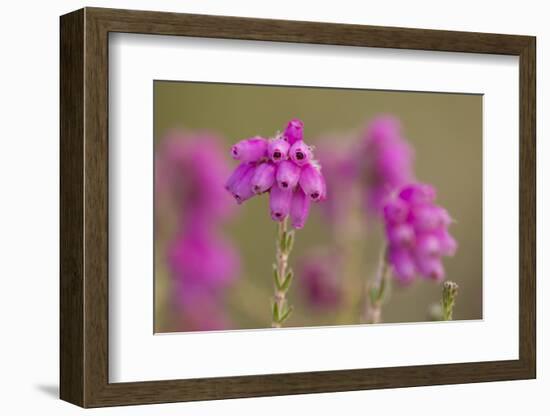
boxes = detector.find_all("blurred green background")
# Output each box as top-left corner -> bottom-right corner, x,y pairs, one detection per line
154,81 -> 482,333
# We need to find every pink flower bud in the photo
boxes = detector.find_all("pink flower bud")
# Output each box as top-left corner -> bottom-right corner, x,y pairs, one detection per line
299,164 -> 324,201
289,141 -> 312,166
434,229 -> 458,256
398,183 -> 436,205
231,136 -> 267,163
415,256 -> 445,281
411,204 -> 449,232
251,162 -> 276,194
290,188 -> 311,229
225,162 -> 253,191
383,198 -> 409,224
267,138 -> 290,163
388,247 -> 416,284
387,223 -> 415,247
269,184 -> 293,221
416,233 -> 441,257
284,118 -> 304,144
230,165 -> 255,204
276,160 -> 301,190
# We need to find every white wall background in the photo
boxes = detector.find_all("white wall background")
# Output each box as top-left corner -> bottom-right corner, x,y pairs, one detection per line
0,0 -> 545,414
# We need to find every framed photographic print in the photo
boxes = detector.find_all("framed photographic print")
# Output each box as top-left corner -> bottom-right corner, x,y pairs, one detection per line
60,7 -> 536,408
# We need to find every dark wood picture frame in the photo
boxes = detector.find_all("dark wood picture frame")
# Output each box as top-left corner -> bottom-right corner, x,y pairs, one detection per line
60,7 -> 536,408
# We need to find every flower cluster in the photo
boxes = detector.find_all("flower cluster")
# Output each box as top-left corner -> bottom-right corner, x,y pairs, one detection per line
168,224 -> 239,331
225,119 -> 326,229
383,183 -> 457,284
156,131 -> 240,331
361,116 -> 414,214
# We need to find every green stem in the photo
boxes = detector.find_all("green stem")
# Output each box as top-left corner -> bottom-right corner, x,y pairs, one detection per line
442,281 -> 459,321
362,245 -> 391,324
271,218 -> 294,328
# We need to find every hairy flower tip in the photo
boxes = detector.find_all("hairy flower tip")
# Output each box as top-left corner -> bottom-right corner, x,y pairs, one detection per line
269,184 -> 293,221
361,115 -> 415,214
267,138 -> 290,163
231,136 -> 268,163
289,140 -> 313,166
276,160 -> 301,190
290,187 -> 311,229
299,164 -> 325,202
298,251 -> 342,309
383,182 -> 457,283
251,162 -> 276,194
284,118 -> 304,144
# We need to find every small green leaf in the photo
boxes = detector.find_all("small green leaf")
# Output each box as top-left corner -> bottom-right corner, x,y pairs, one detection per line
279,231 -> 287,252
272,301 -> 280,321
279,305 -> 294,323
273,265 -> 281,289
369,287 -> 379,305
285,231 -> 295,253
281,269 -> 294,292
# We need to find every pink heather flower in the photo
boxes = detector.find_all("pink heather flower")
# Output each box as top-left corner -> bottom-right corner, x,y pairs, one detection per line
226,119 -> 326,229
227,163 -> 255,204
298,251 -> 342,310
156,130 -> 235,225
290,187 -> 311,229
276,160 -> 301,190
284,118 -> 304,144
231,136 -> 268,163
251,162 -> 276,194
383,183 -> 457,284
362,116 -> 414,214
289,141 -> 312,166
267,137 -> 290,163
299,164 -> 326,202
270,184 -> 293,221
168,225 -> 240,289
225,162 -> 252,192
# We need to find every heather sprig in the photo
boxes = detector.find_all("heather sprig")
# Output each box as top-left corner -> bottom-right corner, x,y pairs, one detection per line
360,116 -> 415,215
383,183 -> 457,284
442,281 -> 459,321
156,131 -> 240,331
226,119 -> 326,327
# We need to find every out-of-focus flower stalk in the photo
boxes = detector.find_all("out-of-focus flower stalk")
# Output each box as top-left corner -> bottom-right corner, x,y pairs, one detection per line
362,246 -> 392,324
272,218 -> 295,328
442,281 -> 459,321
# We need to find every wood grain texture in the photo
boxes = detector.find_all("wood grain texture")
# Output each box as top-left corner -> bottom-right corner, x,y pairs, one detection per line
59,8 -> 84,407
59,7 -> 537,408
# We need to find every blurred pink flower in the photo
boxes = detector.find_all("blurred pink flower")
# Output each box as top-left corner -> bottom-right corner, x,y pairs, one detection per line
383,183 -> 457,284
168,225 -> 240,289
156,130 -> 241,331
156,130 -> 235,225
298,251 -> 342,310
361,116 -> 415,215
314,138 -> 358,223
226,119 -> 326,229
